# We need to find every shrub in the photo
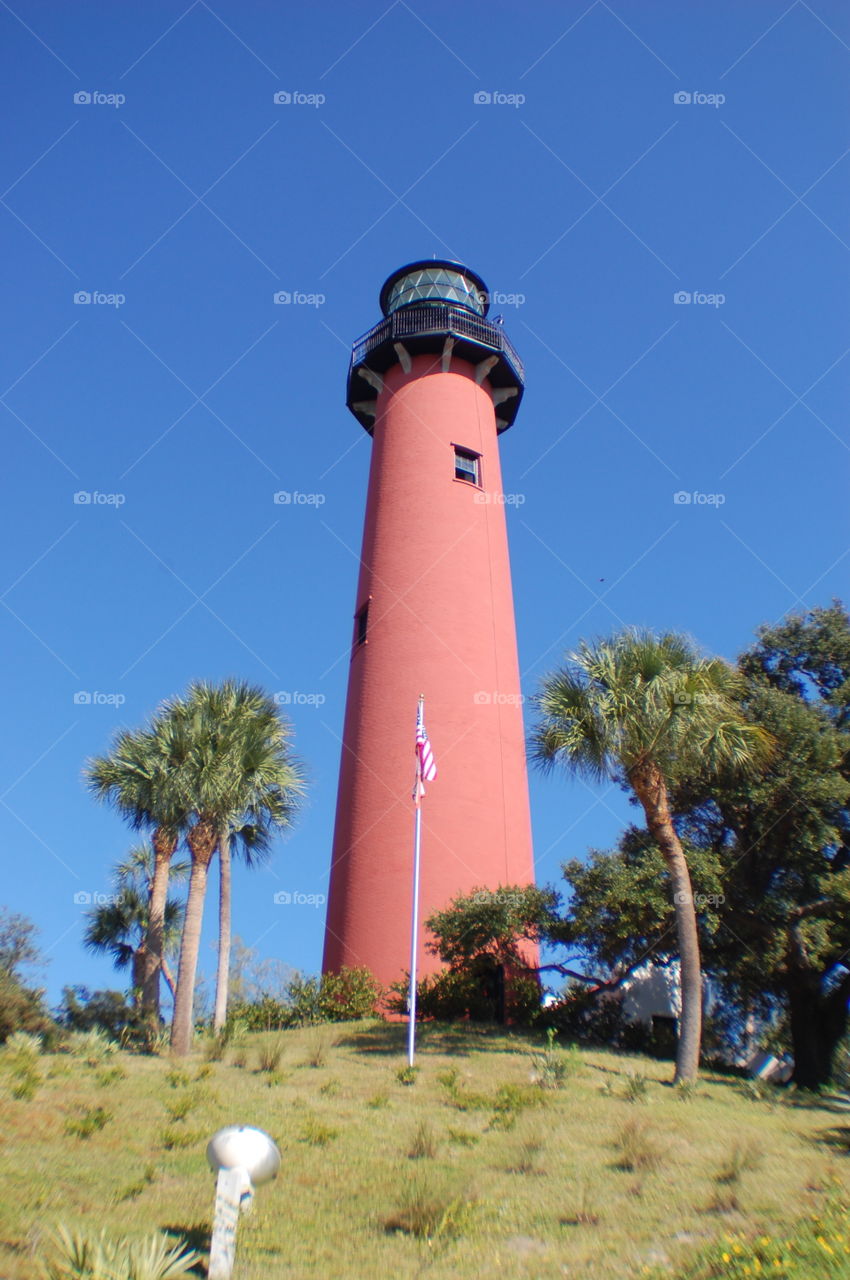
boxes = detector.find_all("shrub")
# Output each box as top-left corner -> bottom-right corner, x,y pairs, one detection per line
58,987 -> 142,1044
63,1028 -> 117,1067
318,966 -> 382,1021
228,966 -> 382,1031
545,987 -> 632,1046
530,1027 -> 574,1089
226,997 -> 290,1033
42,1223 -> 199,1279
387,966 -> 539,1025
3,1030 -> 43,1060
0,968 -> 54,1045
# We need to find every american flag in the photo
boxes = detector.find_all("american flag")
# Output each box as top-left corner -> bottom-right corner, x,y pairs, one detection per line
415,698 -> 437,797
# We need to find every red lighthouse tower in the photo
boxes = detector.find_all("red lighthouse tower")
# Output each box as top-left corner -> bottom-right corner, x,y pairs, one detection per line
322,261 -> 536,994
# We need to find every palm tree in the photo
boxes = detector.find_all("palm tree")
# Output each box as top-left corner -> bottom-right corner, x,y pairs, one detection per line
531,629 -> 772,1082
165,680 -> 304,1055
86,725 -> 189,1017
83,844 -> 187,1004
212,819 -> 269,1032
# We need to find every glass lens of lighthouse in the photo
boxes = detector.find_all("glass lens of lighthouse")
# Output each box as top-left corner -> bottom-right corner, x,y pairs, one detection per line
384,266 -> 486,316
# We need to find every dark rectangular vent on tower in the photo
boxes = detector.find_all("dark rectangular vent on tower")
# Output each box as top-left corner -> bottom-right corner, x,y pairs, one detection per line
354,601 -> 369,648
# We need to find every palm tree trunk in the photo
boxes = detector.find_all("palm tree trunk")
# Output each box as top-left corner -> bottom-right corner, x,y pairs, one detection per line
170,820 -> 217,1056
131,947 -> 146,1004
631,763 -> 702,1083
213,828 -> 231,1032
141,827 -> 177,1016
162,954 -> 177,1002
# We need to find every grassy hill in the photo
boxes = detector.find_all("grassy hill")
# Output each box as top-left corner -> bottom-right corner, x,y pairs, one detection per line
1,1021 -> 848,1279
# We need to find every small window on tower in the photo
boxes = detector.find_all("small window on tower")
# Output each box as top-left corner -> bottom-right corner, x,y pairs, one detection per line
354,601 -> 369,647
454,446 -> 481,485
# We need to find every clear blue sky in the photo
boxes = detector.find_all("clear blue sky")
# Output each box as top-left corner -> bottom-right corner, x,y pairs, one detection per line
2,1 -> 848,1007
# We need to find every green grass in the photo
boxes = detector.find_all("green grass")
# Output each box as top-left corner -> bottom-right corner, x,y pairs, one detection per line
0,1021 -> 847,1279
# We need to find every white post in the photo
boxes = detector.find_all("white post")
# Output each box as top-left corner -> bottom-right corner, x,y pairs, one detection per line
407,798 -> 423,1068
407,695 -> 428,1068
208,1167 -> 244,1280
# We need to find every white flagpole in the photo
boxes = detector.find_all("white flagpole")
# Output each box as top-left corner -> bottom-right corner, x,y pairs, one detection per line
407,696 -> 424,1068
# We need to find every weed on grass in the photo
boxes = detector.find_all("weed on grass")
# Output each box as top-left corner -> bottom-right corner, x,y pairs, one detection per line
506,1125 -> 546,1175
95,1064 -> 126,1087
160,1125 -> 201,1150
715,1140 -> 763,1186
530,1028 -> 576,1090
300,1116 -> 338,1146
164,1095 -> 195,1123
114,1163 -> 157,1203
396,1064 -> 418,1086
447,1127 -> 479,1147
164,1067 -> 190,1089
623,1071 -> 651,1103
613,1119 -> 663,1172
407,1119 -> 439,1160
366,1091 -> 389,1109
4,1037 -> 44,1102
64,1106 -> 112,1139
319,1078 -> 340,1096
384,1175 -> 475,1242
561,1180 -> 601,1227
303,1030 -> 335,1069
257,1038 -> 285,1074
